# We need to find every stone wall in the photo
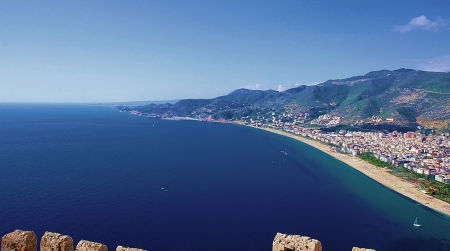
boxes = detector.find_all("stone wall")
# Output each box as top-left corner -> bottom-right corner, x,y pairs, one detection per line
40,232 -> 73,251
2,230 -> 375,251
273,233 -> 322,251
1,230 -> 145,251
1,230 -> 36,251
273,233 -> 375,251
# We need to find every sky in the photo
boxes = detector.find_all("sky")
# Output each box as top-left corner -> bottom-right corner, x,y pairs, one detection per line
1,0 -> 450,102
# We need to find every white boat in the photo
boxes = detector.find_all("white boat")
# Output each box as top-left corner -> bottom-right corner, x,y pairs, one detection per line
413,217 -> 421,227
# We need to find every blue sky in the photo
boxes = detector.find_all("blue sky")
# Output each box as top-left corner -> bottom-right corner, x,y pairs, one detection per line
1,1 -> 450,102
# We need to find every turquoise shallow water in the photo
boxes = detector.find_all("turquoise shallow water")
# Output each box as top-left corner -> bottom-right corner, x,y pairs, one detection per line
0,104 -> 449,251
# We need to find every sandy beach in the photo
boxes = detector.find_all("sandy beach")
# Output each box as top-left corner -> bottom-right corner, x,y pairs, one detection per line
258,127 -> 450,217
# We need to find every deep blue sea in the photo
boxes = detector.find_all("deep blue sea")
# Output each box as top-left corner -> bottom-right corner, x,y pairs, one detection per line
1,104 -> 450,251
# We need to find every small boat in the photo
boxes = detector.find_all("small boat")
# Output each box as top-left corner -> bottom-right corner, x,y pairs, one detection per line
413,217 -> 421,227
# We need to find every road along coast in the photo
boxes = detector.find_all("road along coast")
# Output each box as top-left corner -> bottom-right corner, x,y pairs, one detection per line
257,126 -> 450,217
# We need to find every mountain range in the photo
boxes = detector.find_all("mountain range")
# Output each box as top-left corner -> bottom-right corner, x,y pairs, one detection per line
117,69 -> 450,132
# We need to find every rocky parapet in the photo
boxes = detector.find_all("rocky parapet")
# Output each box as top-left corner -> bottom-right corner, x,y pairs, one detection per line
273,233 -> 322,251
1,231 -> 144,251
40,232 -> 73,251
75,241 -> 107,251
1,230 -> 374,251
273,233 -> 375,251
115,246 -> 145,251
1,230 -> 37,251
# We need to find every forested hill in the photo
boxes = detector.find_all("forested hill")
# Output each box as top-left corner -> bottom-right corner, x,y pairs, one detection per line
117,69 -> 450,132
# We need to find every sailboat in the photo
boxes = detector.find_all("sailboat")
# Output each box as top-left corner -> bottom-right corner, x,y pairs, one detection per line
413,217 -> 421,227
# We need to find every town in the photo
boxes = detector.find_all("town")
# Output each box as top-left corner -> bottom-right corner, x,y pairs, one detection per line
245,113 -> 450,186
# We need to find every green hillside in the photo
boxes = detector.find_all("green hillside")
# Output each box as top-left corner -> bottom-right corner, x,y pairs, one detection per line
118,69 -> 450,132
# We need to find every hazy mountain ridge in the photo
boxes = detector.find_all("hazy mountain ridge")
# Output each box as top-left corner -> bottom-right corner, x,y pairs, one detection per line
117,69 -> 450,131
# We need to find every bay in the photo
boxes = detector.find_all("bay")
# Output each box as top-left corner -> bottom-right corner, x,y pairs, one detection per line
0,104 -> 449,251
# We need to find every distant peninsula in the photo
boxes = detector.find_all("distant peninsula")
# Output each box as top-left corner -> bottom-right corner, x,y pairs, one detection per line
117,68 -> 450,133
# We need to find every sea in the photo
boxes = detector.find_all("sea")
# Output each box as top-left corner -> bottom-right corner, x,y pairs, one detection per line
0,104 -> 449,251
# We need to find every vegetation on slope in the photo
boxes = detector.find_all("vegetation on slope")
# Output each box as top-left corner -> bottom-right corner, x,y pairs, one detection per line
118,68 -> 450,132
359,153 -> 450,203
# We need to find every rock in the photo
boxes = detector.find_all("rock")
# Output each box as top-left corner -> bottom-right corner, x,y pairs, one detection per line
352,248 -> 376,251
75,241 -> 107,251
1,230 -> 37,251
40,232 -> 73,251
273,233 -> 322,251
115,246 -> 145,251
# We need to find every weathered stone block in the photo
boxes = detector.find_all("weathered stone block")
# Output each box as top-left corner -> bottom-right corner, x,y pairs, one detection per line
273,233 -> 322,251
1,230 -> 37,251
116,246 -> 145,251
75,241 -> 107,251
40,232 -> 73,251
352,248 -> 376,251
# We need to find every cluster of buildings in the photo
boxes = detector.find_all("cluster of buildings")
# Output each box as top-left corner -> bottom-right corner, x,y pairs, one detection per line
310,114 -> 341,126
251,120 -> 450,184
354,115 -> 395,125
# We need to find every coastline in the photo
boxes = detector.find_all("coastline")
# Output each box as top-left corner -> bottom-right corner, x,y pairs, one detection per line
254,126 -> 450,217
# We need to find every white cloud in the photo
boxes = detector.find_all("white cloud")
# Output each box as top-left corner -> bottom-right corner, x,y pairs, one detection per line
277,82 -> 321,92
418,54 -> 450,72
277,85 -> 288,92
244,83 -> 265,90
244,82 -> 322,93
394,15 -> 447,32
304,82 -> 321,86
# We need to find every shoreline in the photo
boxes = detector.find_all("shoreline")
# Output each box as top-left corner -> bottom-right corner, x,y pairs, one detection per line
253,126 -> 450,217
